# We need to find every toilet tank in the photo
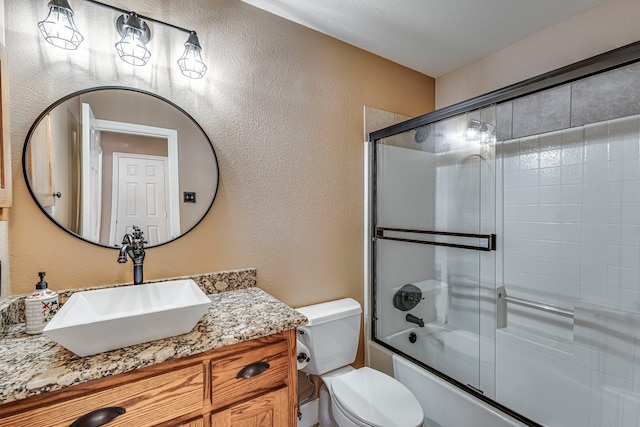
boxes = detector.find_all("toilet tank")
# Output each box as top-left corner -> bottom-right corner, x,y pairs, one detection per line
296,298 -> 362,376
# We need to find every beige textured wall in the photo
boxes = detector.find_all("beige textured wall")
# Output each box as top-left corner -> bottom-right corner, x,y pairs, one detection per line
7,0 -> 434,319
436,0 -> 640,109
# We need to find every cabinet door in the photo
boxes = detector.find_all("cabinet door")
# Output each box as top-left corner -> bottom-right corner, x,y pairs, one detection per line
210,387 -> 288,427
179,417 -> 204,427
0,55 -> 11,209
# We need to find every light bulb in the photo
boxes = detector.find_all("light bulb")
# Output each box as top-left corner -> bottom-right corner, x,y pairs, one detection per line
177,32 -> 207,79
115,13 -> 151,66
38,0 -> 84,50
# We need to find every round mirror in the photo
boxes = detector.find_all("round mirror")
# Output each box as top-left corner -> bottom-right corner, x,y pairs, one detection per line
23,87 -> 219,248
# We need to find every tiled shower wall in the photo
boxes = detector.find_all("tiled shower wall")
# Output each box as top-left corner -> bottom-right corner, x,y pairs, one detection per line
498,61 -> 640,333
496,61 -> 640,426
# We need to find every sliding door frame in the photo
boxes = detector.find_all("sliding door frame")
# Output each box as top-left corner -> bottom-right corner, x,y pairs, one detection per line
368,40 -> 640,427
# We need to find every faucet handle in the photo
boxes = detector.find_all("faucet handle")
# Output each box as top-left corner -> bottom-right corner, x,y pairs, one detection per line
131,226 -> 146,245
121,234 -> 132,245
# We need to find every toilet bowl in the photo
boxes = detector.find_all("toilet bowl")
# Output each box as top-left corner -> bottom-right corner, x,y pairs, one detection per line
321,366 -> 424,427
296,298 -> 424,427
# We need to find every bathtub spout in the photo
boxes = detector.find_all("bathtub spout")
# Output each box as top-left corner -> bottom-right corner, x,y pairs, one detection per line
406,313 -> 424,327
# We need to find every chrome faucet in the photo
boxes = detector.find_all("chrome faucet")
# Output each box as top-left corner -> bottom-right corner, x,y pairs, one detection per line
117,226 -> 147,285
406,313 -> 424,327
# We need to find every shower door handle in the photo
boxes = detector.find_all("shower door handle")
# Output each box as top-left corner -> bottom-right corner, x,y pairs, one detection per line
376,227 -> 496,252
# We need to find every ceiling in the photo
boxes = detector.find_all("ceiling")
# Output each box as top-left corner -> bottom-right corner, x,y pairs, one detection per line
240,0 -> 609,77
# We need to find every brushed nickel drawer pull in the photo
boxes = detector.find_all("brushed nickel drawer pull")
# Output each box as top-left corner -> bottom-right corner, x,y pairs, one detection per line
236,361 -> 270,379
69,406 -> 126,427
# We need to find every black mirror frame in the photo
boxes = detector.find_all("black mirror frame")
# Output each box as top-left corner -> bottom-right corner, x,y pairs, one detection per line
22,86 -> 220,249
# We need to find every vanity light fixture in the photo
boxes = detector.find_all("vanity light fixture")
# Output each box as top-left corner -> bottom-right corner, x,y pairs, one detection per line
38,0 -> 208,78
114,13 -> 151,66
177,32 -> 207,79
37,0 -> 84,50
464,119 -> 495,144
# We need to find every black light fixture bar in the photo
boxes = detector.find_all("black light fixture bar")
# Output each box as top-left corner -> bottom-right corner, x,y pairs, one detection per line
83,0 -> 193,34
39,0 -> 208,78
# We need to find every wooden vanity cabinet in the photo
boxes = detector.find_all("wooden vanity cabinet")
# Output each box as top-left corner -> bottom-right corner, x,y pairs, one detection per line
0,329 -> 298,427
0,57 -> 12,213
0,11 -> 13,213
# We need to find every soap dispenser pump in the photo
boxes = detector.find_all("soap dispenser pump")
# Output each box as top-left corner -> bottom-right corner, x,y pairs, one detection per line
25,272 -> 59,334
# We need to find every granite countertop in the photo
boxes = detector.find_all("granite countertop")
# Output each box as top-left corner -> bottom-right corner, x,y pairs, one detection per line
0,271 -> 307,406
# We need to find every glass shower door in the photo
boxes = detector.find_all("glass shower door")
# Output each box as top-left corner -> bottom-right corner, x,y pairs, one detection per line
372,109 -> 496,394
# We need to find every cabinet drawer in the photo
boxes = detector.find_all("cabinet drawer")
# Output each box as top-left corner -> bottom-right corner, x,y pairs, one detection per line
1,364 -> 204,427
211,340 -> 289,410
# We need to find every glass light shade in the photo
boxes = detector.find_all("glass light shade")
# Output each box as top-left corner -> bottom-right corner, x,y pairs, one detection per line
177,33 -> 207,79
464,119 -> 482,141
37,0 -> 84,50
479,129 -> 495,144
115,14 -> 151,66
464,119 -> 495,144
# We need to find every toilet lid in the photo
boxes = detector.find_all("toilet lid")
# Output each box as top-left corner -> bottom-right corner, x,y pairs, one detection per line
331,367 -> 424,427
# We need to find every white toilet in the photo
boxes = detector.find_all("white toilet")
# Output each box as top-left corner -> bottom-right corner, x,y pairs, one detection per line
296,298 -> 424,427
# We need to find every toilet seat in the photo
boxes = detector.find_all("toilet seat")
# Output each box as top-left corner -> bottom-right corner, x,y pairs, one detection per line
330,367 -> 424,427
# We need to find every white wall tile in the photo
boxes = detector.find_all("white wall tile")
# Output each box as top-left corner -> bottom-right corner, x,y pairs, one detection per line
518,169 -> 539,187
561,224 -> 582,242
608,182 -> 624,203
581,244 -> 607,265
622,159 -> 639,181
621,247 -> 640,269
621,269 -> 640,291
585,144 -> 608,163
540,149 -> 561,168
562,204 -> 582,223
608,205 -> 623,225
581,224 -> 608,244
609,140 -> 626,161
538,240 -> 561,259
582,204 -> 608,224
607,245 -> 623,266
562,164 -> 583,185
562,146 -> 584,166
539,166 -> 561,186
539,185 -> 562,204
622,181 -> 640,202
584,162 -> 608,183
581,284 -> 607,302
562,184 -> 584,204
608,160 -> 624,182
539,205 -> 562,223
561,242 -> 582,262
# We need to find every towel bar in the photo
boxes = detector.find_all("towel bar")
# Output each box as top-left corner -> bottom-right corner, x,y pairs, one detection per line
376,227 -> 496,252
497,286 -> 574,328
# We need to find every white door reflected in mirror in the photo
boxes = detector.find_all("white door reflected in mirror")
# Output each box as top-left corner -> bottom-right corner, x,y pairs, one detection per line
111,153 -> 171,246
81,102 -> 102,242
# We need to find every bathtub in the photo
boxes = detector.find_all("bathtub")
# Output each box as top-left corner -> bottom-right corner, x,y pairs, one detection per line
392,354 -> 527,427
383,324 -> 480,388
384,324 -> 628,426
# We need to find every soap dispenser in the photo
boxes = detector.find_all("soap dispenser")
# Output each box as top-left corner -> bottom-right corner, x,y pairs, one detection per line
25,272 -> 59,334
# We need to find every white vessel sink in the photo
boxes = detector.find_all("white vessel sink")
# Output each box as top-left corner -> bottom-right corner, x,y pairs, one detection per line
43,279 -> 211,357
